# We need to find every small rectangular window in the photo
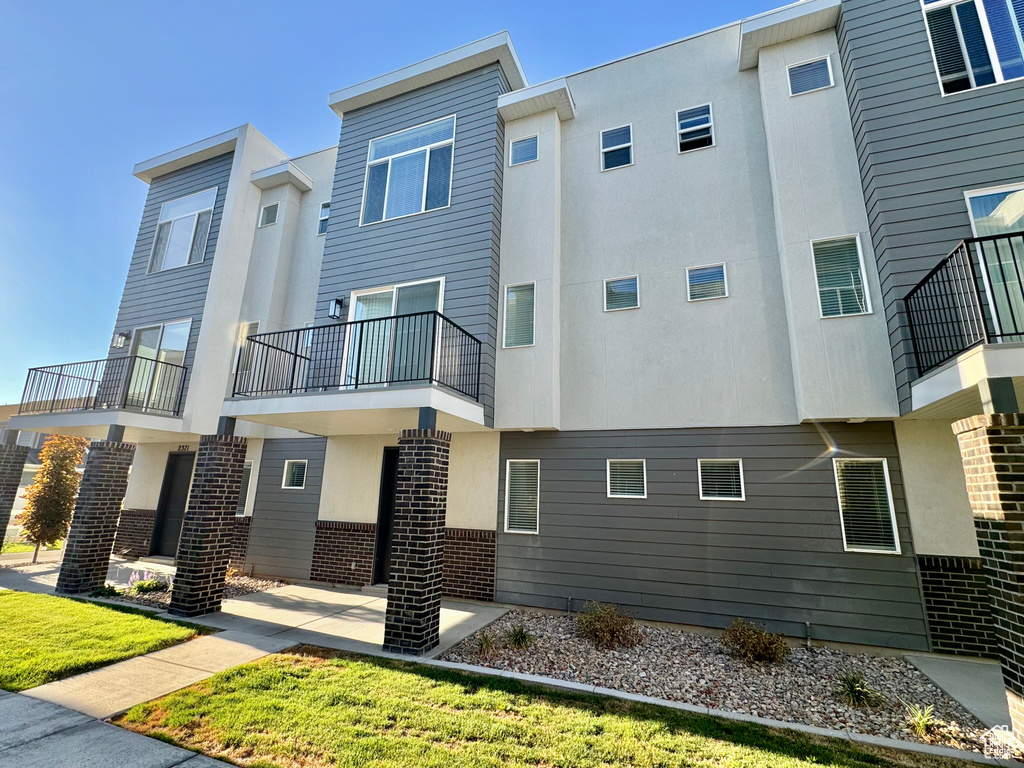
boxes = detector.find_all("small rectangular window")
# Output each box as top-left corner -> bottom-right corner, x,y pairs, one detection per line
149,187 -> 217,273
510,136 -> 539,166
788,57 -> 834,95
505,459 -> 540,533
236,460 -> 253,515
504,283 -> 535,348
812,236 -> 870,317
604,276 -> 639,311
698,459 -> 745,501
687,264 -> 727,301
834,458 -> 899,553
259,202 -> 279,227
601,125 -> 632,171
607,459 -> 647,498
282,459 -> 307,489
677,104 -> 714,153
318,201 -> 330,235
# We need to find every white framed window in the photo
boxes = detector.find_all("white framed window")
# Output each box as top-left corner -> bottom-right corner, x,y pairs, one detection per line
510,135 -> 539,166
965,182 -> 1024,236
149,187 -> 217,273
258,202 -> 279,227
698,459 -> 745,501
318,201 -> 330,235
833,458 -> 900,554
677,104 -> 714,153
812,235 -> 871,318
282,459 -> 307,490
607,459 -> 647,498
504,282 -> 535,348
922,0 -> 1024,95
788,56 -> 835,95
604,276 -> 639,311
233,321 -> 260,373
360,115 -> 455,225
687,264 -> 728,301
124,318 -> 192,413
505,459 -> 540,534
236,460 -> 253,516
600,124 -> 633,171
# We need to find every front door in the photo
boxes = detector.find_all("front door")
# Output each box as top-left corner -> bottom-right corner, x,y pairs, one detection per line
372,447 -> 400,584
151,452 -> 194,558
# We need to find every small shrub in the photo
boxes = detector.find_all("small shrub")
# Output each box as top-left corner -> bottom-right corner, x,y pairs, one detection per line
506,623 -> 535,650
720,619 -> 790,663
133,578 -> 170,594
904,702 -> 938,738
836,672 -> 886,707
474,631 -> 497,659
576,601 -> 643,650
90,584 -> 122,598
226,567 -> 240,579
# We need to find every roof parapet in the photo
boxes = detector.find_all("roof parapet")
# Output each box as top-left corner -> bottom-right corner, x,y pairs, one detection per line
497,78 -> 575,122
133,126 -> 245,183
738,0 -> 841,70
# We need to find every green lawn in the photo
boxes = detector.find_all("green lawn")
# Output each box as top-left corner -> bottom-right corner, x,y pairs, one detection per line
116,647 -> 976,768
1,540 -> 63,554
0,591 -> 197,691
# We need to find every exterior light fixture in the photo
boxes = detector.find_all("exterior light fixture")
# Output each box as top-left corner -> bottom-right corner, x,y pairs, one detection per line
111,331 -> 131,349
328,297 -> 345,320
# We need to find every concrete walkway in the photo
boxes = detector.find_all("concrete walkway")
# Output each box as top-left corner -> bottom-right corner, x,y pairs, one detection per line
908,654 -> 1011,729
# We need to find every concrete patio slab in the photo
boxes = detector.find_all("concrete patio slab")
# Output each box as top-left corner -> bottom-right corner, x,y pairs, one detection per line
0,694 -> 92,751
907,654 -> 1010,729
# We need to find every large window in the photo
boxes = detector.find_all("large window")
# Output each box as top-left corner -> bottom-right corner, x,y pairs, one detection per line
966,183 -> 1024,339
504,283 -> 535,348
833,458 -> 899,553
505,459 -> 540,533
812,236 -> 870,318
125,319 -> 191,413
149,188 -> 217,272
922,0 -> 1024,94
361,116 -> 455,225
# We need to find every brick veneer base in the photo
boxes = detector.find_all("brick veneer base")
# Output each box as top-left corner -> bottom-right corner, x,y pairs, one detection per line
56,441 -> 136,595
169,435 -> 247,617
443,528 -> 495,601
383,429 -> 450,655
311,521 -> 376,586
953,413 -> 1024,737
0,444 -> 30,532
229,516 -> 251,571
112,508 -> 157,558
918,555 -> 997,658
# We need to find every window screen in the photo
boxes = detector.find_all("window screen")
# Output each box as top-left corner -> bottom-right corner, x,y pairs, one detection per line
511,136 -> 539,166
699,459 -> 744,500
607,459 -> 646,498
688,264 -> 727,301
506,460 -> 540,533
788,58 -> 834,95
282,459 -> 307,489
813,238 -> 868,317
605,277 -> 639,311
504,283 -> 535,347
834,459 -> 899,553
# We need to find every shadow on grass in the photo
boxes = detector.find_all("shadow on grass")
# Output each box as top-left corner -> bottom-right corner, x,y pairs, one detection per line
70,596 -> 216,635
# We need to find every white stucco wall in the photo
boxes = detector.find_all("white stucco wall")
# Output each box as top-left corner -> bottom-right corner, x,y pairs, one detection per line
122,441 -> 195,510
894,419 -> 979,557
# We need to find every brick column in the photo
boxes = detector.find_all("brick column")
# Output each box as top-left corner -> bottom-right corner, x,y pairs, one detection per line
954,414 -> 1024,737
55,440 -> 136,595
0,443 -> 30,536
168,434 -> 246,617
383,429 -> 451,655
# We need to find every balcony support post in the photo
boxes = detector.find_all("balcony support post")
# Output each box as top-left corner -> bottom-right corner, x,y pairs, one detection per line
0,437 -> 30,544
979,378 -> 1019,414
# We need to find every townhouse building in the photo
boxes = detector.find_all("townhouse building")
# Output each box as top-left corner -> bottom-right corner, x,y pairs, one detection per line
3,0 -> 1024,734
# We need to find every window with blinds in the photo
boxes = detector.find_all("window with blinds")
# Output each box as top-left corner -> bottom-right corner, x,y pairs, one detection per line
236,460 -> 253,515
259,203 -> 279,227
604,276 -> 639,311
607,459 -> 647,498
812,237 -> 869,317
677,104 -> 714,153
687,264 -> 727,301
788,57 -> 834,95
504,283 -> 535,347
698,459 -> 745,501
149,187 -> 217,273
601,125 -> 633,171
505,460 -> 540,533
834,459 -> 899,553
361,116 -> 455,225
282,459 -> 307,489
923,0 -> 1024,94
510,136 -> 539,166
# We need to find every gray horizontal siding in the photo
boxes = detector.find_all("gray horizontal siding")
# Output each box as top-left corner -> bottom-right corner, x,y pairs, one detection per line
496,423 -> 929,650
318,65 -> 508,425
838,0 -> 1024,411
246,437 -> 326,580
109,152 -> 234,410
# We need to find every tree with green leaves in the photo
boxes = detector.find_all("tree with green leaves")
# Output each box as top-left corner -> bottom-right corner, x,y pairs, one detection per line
17,435 -> 89,563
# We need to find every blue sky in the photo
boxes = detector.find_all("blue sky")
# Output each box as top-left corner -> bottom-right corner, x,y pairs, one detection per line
0,0 -> 778,404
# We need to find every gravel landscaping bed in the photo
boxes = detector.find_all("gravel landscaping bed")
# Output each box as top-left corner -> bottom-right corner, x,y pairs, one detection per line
441,609 -> 1014,758
110,575 -> 285,611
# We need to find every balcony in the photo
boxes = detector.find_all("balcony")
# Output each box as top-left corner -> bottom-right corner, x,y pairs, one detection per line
226,312 -> 485,434
18,356 -> 187,417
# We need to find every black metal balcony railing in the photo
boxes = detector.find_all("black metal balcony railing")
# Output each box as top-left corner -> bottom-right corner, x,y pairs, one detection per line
233,311 -> 482,401
905,231 -> 1024,375
18,356 -> 187,417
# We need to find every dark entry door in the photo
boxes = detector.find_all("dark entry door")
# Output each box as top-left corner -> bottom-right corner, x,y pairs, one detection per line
151,452 -> 194,558
372,447 -> 400,584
